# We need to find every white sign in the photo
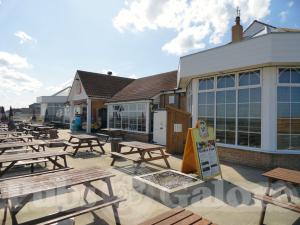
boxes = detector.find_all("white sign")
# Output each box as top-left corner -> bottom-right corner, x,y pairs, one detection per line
174,123 -> 182,133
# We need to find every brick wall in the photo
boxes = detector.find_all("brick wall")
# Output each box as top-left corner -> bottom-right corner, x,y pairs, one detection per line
217,146 -> 300,170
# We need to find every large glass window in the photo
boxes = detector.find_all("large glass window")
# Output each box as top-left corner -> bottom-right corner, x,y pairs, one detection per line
197,70 -> 261,148
198,78 -> 214,129
277,68 -> 300,150
108,103 -> 147,132
237,71 -> 261,147
216,75 -> 236,144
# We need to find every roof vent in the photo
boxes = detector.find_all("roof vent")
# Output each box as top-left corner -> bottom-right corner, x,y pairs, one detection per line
107,71 -> 112,76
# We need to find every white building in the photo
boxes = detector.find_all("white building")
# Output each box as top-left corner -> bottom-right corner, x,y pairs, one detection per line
178,18 -> 300,169
37,87 -> 71,123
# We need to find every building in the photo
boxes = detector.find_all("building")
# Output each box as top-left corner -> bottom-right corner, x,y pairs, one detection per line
67,70 -> 134,133
37,87 -> 71,123
107,71 -> 179,142
178,18 -> 300,169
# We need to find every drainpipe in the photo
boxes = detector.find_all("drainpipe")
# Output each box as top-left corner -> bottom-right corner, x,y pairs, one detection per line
86,98 -> 91,133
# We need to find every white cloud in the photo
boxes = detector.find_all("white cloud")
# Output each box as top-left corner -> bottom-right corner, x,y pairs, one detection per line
14,31 -> 35,44
279,11 -> 288,22
0,51 -> 42,94
114,0 -> 271,55
0,51 -> 30,69
288,1 -> 294,7
0,67 -> 42,92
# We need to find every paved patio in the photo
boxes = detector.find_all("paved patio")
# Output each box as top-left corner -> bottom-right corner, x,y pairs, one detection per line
0,129 -> 299,225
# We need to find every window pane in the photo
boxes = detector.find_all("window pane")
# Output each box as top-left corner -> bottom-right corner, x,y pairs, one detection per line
249,133 -> 261,147
238,132 -> 248,146
216,131 -> 225,143
238,89 -> 249,103
217,77 -> 225,88
226,118 -> 235,131
216,118 -> 225,130
216,104 -> 225,117
291,87 -> 300,102
279,69 -> 290,83
238,103 -> 249,117
226,131 -> 235,144
207,105 -> 214,117
277,103 -> 290,118
291,69 -> 300,83
291,103 -> 300,118
226,90 -> 236,103
277,135 -> 290,149
206,118 -> 214,129
207,79 -> 214,89
226,104 -> 236,117
226,75 -> 235,87
277,87 -> 290,102
198,105 -> 206,117
250,103 -> 261,117
217,91 -> 225,104
238,119 -> 248,132
199,80 -> 206,90
250,71 -> 260,85
199,93 -> 206,104
207,92 -> 215,104
249,119 -> 261,132
239,73 -> 249,86
277,118 -> 290,134
291,119 -> 300,134
250,88 -> 261,102
291,135 -> 300,149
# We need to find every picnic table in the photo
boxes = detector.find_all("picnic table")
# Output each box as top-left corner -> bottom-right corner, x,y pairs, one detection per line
33,126 -> 56,138
101,128 -> 123,138
0,140 -> 46,155
253,167 -> 300,225
0,131 -> 23,137
64,134 -> 106,156
0,167 -> 125,225
138,207 -> 218,225
111,141 -> 171,171
0,150 -> 69,177
0,135 -> 33,143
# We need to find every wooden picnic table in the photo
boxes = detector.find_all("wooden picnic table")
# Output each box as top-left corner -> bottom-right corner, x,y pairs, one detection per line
0,135 -> 33,143
137,207 -> 217,225
33,126 -> 55,138
254,167 -> 300,225
111,141 -> 171,171
101,128 -> 123,138
0,131 -> 23,137
0,140 -> 46,155
0,150 -> 69,177
64,134 -> 106,156
0,167 -> 125,225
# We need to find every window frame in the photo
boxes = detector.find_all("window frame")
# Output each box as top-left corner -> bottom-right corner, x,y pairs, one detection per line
197,69 -> 262,150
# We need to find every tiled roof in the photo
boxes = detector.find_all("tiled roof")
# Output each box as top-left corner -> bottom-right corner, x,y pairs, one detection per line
77,70 -> 134,98
108,70 -> 177,102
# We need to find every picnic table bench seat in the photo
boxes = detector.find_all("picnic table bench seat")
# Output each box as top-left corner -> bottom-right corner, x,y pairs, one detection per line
111,152 -> 140,163
137,207 -> 217,225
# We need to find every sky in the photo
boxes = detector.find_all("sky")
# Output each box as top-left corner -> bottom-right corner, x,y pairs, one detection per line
0,0 -> 299,109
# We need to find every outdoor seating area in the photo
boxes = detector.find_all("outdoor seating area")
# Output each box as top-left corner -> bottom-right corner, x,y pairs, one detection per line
0,126 -> 298,225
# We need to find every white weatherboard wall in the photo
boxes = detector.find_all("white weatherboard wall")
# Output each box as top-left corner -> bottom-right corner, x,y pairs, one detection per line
179,33 -> 300,85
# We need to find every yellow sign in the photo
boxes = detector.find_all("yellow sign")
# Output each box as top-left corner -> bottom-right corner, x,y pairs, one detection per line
181,120 -> 222,180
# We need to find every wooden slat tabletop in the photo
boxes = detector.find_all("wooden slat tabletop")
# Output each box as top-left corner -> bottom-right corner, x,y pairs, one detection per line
0,140 -> 46,149
0,135 -> 33,141
70,134 -> 99,140
119,141 -> 164,150
0,167 -> 114,199
262,167 -> 300,185
0,150 -> 68,163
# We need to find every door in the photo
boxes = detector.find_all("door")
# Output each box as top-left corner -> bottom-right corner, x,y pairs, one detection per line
153,110 -> 167,145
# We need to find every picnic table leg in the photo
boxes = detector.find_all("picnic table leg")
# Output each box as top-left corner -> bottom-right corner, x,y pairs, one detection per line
0,162 -> 17,177
62,155 -> 68,167
111,146 -> 122,166
8,199 -> 18,225
134,151 -> 145,174
96,139 -> 105,154
1,199 -> 8,225
73,141 -> 82,156
160,149 -> 171,168
259,178 -> 273,225
105,178 -> 121,225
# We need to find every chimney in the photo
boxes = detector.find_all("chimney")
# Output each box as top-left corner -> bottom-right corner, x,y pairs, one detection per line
107,71 -> 112,76
232,8 -> 243,42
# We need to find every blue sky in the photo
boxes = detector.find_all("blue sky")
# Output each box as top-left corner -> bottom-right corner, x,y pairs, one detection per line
0,0 -> 299,109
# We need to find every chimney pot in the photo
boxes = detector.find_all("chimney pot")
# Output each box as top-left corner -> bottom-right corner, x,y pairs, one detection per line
107,71 -> 112,76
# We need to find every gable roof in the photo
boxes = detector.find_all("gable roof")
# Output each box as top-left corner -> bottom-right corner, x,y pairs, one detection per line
108,70 -> 177,102
77,70 -> 134,98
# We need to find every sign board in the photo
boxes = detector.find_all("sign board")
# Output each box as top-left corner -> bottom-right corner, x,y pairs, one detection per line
181,120 -> 222,180
174,123 -> 182,133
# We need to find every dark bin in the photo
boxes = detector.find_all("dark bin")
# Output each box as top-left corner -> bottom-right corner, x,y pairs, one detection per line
111,138 -> 122,152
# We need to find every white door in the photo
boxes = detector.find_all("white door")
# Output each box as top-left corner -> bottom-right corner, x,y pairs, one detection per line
153,110 -> 167,145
